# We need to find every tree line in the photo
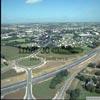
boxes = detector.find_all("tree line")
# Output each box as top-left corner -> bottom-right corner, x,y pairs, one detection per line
49,70 -> 68,89
41,45 -> 83,54
17,46 -> 39,53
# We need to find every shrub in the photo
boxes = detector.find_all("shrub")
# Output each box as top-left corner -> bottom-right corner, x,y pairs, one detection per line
95,71 -> 100,76
49,70 -> 68,89
70,89 -> 80,100
87,63 -> 96,68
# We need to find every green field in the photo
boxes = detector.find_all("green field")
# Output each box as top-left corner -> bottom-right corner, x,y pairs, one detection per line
77,81 -> 100,100
19,57 -> 41,67
1,46 -> 29,60
32,78 -> 62,99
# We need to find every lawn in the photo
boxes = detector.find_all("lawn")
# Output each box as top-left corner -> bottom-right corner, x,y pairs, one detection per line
32,78 -> 62,99
19,57 -> 41,67
1,46 -> 29,60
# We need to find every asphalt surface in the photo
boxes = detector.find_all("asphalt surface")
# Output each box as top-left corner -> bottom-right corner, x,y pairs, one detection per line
1,47 -> 100,97
24,68 -> 36,99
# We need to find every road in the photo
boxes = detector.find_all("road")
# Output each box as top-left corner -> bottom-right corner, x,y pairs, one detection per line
53,53 -> 96,100
1,47 -> 100,97
24,68 -> 36,99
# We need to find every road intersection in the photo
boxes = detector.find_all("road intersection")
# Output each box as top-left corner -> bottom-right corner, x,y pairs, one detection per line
1,47 -> 100,99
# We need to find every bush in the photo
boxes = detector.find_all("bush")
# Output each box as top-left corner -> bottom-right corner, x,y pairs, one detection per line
96,62 -> 100,68
4,61 -> 8,66
95,71 -> 100,76
85,83 -> 95,92
87,63 -> 96,68
95,88 -> 100,94
92,76 -> 97,84
49,70 -> 68,89
76,74 -> 87,81
70,89 -> 80,100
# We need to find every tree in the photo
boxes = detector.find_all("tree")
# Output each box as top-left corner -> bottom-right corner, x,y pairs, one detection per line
49,70 -> 68,89
85,83 -> 95,92
87,63 -> 96,68
70,89 -> 80,100
96,62 -> 100,68
76,74 -> 86,82
95,81 -> 100,93
95,71 -> 100,76
92,76 -> 97,84
17,45 -> 21,53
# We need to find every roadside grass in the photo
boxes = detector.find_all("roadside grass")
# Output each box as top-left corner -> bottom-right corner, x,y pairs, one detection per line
19,58 -> 41,67
32,78 -> 63,99
32,73 -> 69,99
1,69 -> 25,80
1,46 -> 29,61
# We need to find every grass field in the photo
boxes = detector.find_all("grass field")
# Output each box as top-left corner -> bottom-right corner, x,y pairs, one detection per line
1,46 -> 29,60
32,78 -> 62,99
19,57 -> 41,67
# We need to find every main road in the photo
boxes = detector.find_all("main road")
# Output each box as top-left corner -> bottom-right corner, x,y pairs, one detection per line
1,47 -> 100,97
53,53 -> 96,100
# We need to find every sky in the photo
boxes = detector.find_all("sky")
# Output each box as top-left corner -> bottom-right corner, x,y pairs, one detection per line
1,0 -> 100,23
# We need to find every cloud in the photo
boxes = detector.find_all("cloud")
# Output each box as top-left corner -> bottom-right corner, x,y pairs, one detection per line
26,0 -> 42,4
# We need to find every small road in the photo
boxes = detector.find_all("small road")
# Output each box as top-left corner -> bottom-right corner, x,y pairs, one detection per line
1,47 -> 100,97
